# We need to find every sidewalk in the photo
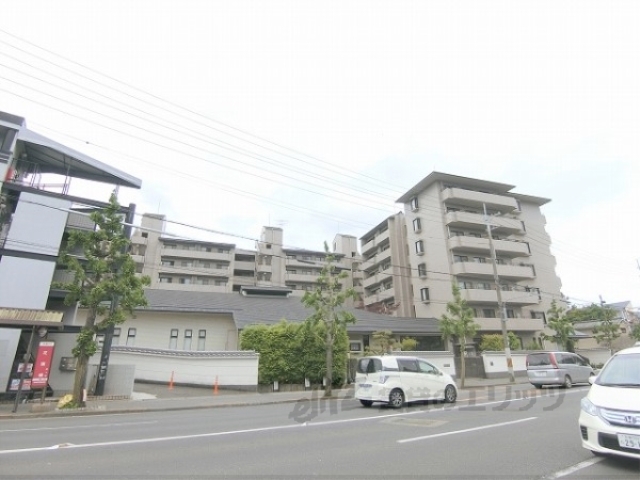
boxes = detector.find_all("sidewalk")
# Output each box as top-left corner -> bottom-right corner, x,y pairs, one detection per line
0,376 -> 530,419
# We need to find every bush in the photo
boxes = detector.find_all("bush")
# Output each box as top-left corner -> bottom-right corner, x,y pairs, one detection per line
240,320 -> 348,386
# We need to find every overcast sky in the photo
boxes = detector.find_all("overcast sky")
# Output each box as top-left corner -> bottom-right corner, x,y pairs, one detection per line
2,1 -> 639,308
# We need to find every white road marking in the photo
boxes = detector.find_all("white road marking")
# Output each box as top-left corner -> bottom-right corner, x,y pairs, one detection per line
0,420 -> 158,433
397,417 -> 537,443
543,457 -> 604,479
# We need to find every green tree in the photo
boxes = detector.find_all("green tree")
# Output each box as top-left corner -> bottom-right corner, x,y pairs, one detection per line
56,194 -> 150,406
479,332 -> 521,352
543,300 -> 575,351
439,284 -> 479,388
630,323 -> 640,342
592,307 -> 621,354
302,242 -> 357,397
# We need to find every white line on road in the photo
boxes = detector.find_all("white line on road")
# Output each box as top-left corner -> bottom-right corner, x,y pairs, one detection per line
542,457 -> 604,479
397,417 -> 537,444
0,420 -> 158,433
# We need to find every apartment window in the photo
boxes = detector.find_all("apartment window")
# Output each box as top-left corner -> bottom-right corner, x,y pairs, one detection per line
450,230 -> 463,237
215,280 -> 227,286
183,329 -> 192,351
381,262 -> 391,271
410,197 -> 419,211
478,282 -> 491,290
420,287 -> 430,302
418,263 -> 427,278
159,276 -> 172,283
412,218 -> 422,232
506,309 -> 515,318
415,240 -> 424,255
458,281 -> 473,289
165,244 -> 176,250
473,257 -> 486,263
202,261 -> 211,268
532,311 -> 547,324
181,260 -> 193,267
141,232 -> 148,238
197,330 -> 206,351
112,328 -> 121,346
179,277 -> 191,284
169,329 -> 178,349
161,260 -> 175,267
469,232 -> 481,238
453,255 -> 468,263
126,328 -> 137,346
482,309 -> 496,318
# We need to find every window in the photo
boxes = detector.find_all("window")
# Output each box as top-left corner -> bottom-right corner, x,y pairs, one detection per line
159,276 -> 172,283
141,232 -> 148,238
418,263 -> 427,278
458,281 -> 473,289
413,218 -> 422,232
179,277 -> 191,284
181,260 -> 192,267
112,327 -> 121,346
454,255 -> 468,263
169,329 -> 178,349
410,197 -> 419,211
126,328 -> 137,346
418,359 -> 438,374
183,329 -> 192,351
506,309 -> 515,318
415,240 -> 424,255
197,330 -> 206,351
161,260 -> 175,267
420,287 -> 430,302
349,341 -> 362,352
397,358 -> 419,372
473,257 -> 486,263
478,282 -> 491,290
482,309 -> 496,318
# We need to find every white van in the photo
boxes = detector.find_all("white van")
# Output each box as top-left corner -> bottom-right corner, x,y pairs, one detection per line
354,355 -> 458,408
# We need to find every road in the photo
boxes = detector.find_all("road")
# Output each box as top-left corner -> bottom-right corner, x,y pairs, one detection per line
0,385 -> 638,479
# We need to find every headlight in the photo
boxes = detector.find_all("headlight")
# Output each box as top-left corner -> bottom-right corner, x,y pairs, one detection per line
580,397 -> 600,416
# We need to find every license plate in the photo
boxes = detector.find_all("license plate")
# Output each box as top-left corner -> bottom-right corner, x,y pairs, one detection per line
358,383 -> 371,389
532,371 -> 545,377
618,434 -> 640,450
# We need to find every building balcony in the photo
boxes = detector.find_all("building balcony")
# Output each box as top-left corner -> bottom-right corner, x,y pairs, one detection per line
131,236 -> 147,246
473,316 -> 544,332
155,283 -> 228,293
364,286 -> 395,304
361,248 -> 391,272
445,211 -> 523,234
131,254 -> 145,264
52,269 -> 75,285
459,288 -> 540,305
363,270 -> 393,289
285,272 -> 320,283
442,187 -> 519,212
447,236 -> 530,257
160,248 -> 232,261
361,229 -> 390,256
66,211 -> 96,231
452,261 -> 535,280
234,260 -> 255,271
158,265 -> 229,277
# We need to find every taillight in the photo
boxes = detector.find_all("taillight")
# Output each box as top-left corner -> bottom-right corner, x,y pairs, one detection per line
550,353 -> 559,369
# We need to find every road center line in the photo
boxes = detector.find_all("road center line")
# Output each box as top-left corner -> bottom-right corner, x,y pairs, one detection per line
542,457 -> 604,479
397,417 -> 537,444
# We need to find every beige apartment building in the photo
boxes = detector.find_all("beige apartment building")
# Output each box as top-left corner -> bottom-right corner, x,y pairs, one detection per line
130,215 -> 362,300
360,172 -> 563,346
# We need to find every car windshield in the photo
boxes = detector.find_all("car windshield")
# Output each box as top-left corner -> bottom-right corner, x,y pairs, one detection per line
595,353 -> 640,387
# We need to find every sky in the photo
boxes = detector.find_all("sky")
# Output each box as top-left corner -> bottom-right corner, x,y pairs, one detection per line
1,1 -> 639,309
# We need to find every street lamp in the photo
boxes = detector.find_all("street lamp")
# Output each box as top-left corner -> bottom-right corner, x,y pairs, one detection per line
484,204 -> 515,384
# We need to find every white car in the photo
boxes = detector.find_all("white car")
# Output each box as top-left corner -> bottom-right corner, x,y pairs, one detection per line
579,344 -> 640,460
354,355 -> 458,408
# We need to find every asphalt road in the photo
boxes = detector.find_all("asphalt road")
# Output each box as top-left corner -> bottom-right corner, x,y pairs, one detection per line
0,385 -> 638,479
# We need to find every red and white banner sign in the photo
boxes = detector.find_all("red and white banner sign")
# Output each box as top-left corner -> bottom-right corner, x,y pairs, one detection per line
31,341 -> 55,389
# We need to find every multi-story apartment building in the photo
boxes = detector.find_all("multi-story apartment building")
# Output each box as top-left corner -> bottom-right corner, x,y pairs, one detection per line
0,110 -> 141,395
131,215 -> 363,302
393,171 -> 563,346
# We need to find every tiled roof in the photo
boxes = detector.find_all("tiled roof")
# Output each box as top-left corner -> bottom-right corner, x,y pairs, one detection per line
142,288 -> 441,335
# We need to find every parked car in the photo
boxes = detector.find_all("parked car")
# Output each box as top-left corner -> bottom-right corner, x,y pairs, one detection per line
526,351 -> 594,388
579,344 -> 640,460
354,355 -> 457,408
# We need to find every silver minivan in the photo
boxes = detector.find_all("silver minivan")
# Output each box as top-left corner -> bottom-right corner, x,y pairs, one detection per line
526,351 -> 594,388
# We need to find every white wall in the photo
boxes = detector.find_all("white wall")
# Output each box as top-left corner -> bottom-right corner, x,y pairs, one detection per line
108,348 -> 259,388
482,352 -> 529,378
0,328 -> 21,390
0,257 -> 56,309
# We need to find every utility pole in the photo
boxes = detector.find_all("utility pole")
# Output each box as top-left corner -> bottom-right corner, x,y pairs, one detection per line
484,204 -> 515,383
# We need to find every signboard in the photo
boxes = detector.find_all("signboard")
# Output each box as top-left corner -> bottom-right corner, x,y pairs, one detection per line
31,341 -> 55,389
9,378 -> 31,391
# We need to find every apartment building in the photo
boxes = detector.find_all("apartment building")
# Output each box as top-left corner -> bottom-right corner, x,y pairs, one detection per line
393,171 -> 563,345
131,215 -> 363,301
0,110 -> 141,395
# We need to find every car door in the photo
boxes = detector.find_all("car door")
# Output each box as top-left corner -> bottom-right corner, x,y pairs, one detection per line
574,354 -> 592,383
396,358 -> 421,401
417,359 -> 445,400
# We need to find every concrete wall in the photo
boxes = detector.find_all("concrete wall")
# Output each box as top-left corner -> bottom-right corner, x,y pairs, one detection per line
482,352 -> 529,378
574,348 -> 611,367
108,347 -> 259,389
0,328 -> 21,390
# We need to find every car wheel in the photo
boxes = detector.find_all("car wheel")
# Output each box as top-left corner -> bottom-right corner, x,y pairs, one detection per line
532,384 -> 542,389
360,399 -> 373,408
388,389 -> 405,409
444,384 -> 457,403
563,375 -> 573,389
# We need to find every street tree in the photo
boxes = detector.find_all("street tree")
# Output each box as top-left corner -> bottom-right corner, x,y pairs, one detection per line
543,300 -> 575,351
302,242 -> 357,397
364,330 -> 417,355
56,194 -> 150,406
439,284 -> 479,388
630,323 -> 640,342
592,307 -> 621,354
479,332 -> 521,352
